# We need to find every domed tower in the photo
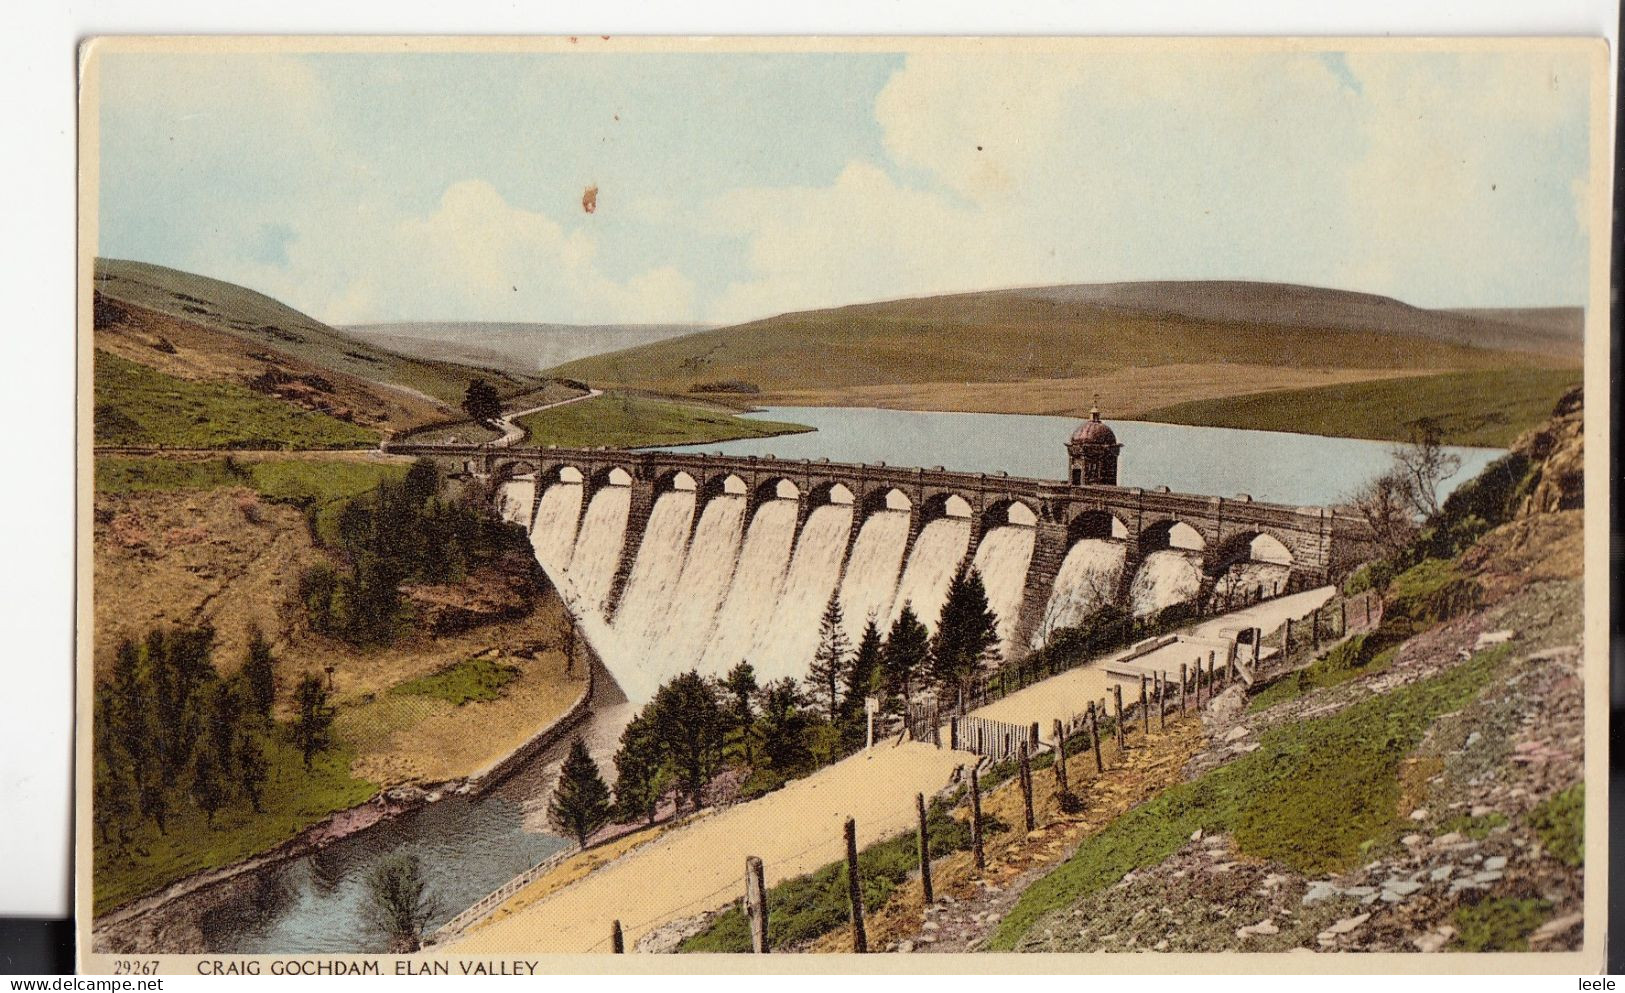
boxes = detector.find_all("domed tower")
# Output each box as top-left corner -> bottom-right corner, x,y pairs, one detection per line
1067,403 -> 1121,486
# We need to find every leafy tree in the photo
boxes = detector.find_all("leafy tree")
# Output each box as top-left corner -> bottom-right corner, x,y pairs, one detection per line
881,602 -> 931,711
237,733 -> 269,813
931,567 -> 1000,698
364,853 -> 439,953
805,591 -> 851,719
756,678 -> 812,773
648,671 -> 727,813
722,661 -> 758,761
138,781 -> 168,835
191,750 -> 226,826
548,738 -> 612,847
108,638 -> 151,791
461,378 -> 504,426
403,458 -> 440,506
242,626 -> 278,719
292,673 -> 335,771
612,711 -> 667,825
1394,417 -> 1463,518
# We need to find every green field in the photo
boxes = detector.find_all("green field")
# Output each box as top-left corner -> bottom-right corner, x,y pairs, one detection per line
1139,368 -> 1582,448
93,730 -> 376,916
391,657 -> 521,706
513,392 -> 811,448
93,349 -> 379,450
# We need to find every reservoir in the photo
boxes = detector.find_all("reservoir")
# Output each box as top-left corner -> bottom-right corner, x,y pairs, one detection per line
196,408 -> 1501,952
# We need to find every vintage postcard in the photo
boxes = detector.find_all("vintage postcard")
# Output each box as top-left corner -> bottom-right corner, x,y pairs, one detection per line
76,36 -> 1610,974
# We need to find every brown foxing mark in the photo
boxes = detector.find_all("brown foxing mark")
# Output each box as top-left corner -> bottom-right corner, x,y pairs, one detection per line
582,185 -> 598,214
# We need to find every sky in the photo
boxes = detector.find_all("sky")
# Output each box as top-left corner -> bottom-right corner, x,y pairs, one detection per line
94,45 -> 1595,326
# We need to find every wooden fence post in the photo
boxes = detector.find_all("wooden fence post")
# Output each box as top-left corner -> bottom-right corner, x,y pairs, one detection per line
1053,719 -> 1070,798
1312,609 -> 1321,648
969,766 -> 986,870
1339,600 -> 1347,637
1113,685 -> 1125,750
1253,629 -> 1262,664
611,920 -> 624,954
844,817 -> 867,953
915,793 -> 934,906
1207,652 -> 1216,694
1140,675 -> 1150,734
1088,702 -> 1104,772
1157,673 -> 1166,731
1285,617 -> 1293,654
1179,663 -> 1188,714
745,856 -> 769,953
1365,593 -> 1372,626
1018,741 -> 1036,831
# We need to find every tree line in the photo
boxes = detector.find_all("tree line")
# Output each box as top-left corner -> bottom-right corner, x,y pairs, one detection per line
93,625 -> 334,845
298,459 -> 536,646
546,564 -> 1005,847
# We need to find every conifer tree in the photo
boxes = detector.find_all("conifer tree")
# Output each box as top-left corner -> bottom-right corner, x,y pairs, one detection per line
242,626 -> 277,719
548,738 -> 612,847
191,750 -> 225,826
648,671 -> 727,813
804,591 -> 851,718
238,733 -> 269,813
756,678 -> 812,773
931,566 -> 1000,698
881,602 -> 931,711
722,661 -> 759,762
365,853 -> 439,954
209,681 -> 241,783
612,711 -> 666,825
292,673 -> 334,771
840,617 -> 885,745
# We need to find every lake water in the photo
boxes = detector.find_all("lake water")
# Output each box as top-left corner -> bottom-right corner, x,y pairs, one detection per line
657,407 -> 1503,507
197,407 -> 1501,953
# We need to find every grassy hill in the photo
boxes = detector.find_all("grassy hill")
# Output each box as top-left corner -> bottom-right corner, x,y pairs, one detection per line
95,259 -> 547,407
1140,367 -> 1585,448
345,321 -> 708,375
548,281 -> 1581,442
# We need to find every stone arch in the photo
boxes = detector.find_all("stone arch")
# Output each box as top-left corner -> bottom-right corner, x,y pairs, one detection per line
752,476 -> 798,502
536,463 -> 586,491
807,480 -> 856,508
654,468 -> 698,494
919,491 -> 973,523
859,485 -> 912,519
1066,508 -> 1130,545
1137,518 -> 1206,555
980,497 -> 1038,532
1205,528 -> 1296,575
590,464 -> 634,488
488,459 -> 532,484
702,472 -> 751,501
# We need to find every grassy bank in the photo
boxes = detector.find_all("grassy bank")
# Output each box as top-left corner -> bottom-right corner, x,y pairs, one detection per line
989,643 -> 1512,949
513,392 -> 811,448
93,349 -> 379,450
1139,367 -> 1581,448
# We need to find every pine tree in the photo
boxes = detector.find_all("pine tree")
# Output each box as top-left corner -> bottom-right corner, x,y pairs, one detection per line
805,591 -> 851,719
191,750 -> 225,826
722,661 -> 758,763
548,738 -> 612,847
756,678 -> 812,773
931,566 -> 1000,698
209,681 -> 241,784
242,626 -> 277,719
612,711 -> 666,825
364,853 -> 439,954
839,617 -> 885,745
881,602 -> 931,711
292,673 -> 334,771
238,733 -> 269,813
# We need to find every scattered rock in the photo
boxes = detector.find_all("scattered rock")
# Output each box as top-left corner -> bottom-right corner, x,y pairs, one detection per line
1527,913 -> 1583,951
1326,913 -> 1371,936
1413,926 -> 1456,953
1483,856 -> 1508,871
1409,808 -> 1430,821
1222,726 -> 1250,743
897,940 -> 914,954
1401,834 -> 1424,847
1236,919 -> 1280,939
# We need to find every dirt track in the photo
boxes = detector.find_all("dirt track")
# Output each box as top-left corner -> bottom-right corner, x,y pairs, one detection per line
451,741 -> 971,953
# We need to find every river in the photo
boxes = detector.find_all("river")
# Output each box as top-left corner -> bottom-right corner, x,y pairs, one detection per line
192,408 -> 1500,952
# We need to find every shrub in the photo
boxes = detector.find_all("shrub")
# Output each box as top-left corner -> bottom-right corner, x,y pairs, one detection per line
1530,784 -> 1584,867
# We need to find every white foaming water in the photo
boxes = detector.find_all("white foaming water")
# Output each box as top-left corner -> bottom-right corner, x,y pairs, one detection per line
749,504 -> 853,683
611,491 -> 698,668
568,486 -> 631,614
836,510 -> 910,643
529,483 -> 583,581
970,525 -> 1036,660
1039,539 -> 1127,644
700,499 -> 798,676
1128,550 -> 1203,617
651,495 -> 746,673
496,480 -> 535,529
889,517 -> 972,632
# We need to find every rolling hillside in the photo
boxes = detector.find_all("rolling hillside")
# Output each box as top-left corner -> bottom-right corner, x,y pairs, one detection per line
93,259 -> 557,443
548,282 -> 1582,437
345,321 -> 707,375
95,259 -> 547,407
